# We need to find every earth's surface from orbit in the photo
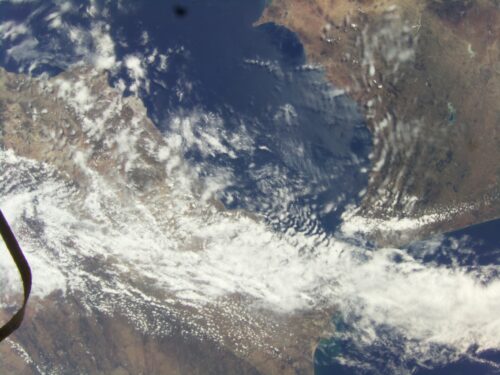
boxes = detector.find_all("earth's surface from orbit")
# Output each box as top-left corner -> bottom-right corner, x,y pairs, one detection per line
0,1 -> 499,374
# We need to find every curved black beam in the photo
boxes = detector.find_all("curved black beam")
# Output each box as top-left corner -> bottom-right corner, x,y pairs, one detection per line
0,210 -> 32,342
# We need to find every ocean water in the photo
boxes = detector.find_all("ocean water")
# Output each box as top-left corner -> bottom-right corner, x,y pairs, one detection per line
0,1 -> 499,374
0,0 -> 372,235
103,0 -> 372,234
316,218 -> 500,374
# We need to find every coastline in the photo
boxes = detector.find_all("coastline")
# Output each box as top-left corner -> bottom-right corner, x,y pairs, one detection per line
255,0 -> 500,245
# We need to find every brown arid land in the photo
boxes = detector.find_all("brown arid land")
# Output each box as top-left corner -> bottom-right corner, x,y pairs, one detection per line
0,2 -> 499,374
0,66 -> 333,374
0,294 -> 332,375
258,0 -> 500,245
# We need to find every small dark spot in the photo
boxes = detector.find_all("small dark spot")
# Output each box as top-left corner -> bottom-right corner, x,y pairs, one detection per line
392,253 -> 403,263
173,4 -> 188,18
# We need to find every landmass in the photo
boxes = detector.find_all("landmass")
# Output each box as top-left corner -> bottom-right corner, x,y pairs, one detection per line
0,65 -> 332,374
1,1 -> 499,373
258,0 -> 500,244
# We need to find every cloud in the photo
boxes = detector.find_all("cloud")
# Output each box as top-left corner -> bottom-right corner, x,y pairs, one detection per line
1,120 -> 499,369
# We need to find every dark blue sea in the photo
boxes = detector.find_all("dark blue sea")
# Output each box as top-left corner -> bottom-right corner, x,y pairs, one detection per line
0,1 -> 498,374
0,0 -> 372,235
